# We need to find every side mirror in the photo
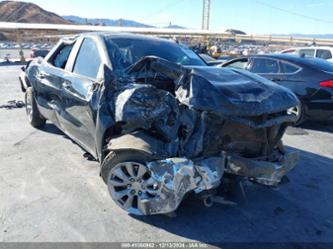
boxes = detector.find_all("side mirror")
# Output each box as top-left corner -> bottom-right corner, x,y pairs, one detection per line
21,66 -> 25,72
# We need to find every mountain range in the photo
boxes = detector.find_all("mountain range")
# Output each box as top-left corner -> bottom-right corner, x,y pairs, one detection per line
62,15 -> 185,29
0,0 -> 70,24
62,15 -> 153,28
0,0 -> 185,29
275,34 -> 333,39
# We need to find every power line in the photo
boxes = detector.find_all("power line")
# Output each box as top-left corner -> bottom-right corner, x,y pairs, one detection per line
254,1 -> 333,24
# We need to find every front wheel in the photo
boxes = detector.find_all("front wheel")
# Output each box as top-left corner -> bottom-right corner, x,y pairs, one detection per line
101,150 -> 159,215
25,87 -> 46,127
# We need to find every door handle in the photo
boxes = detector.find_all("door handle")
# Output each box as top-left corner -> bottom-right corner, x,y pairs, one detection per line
37,72 -> 46,79
62,81 -> 71,89
271,78 -> 281,82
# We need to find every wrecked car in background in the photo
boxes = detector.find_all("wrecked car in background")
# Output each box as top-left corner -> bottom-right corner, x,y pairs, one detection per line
22,33 -> 299,215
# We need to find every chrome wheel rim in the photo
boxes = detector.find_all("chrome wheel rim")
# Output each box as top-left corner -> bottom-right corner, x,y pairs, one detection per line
25,94 -> 33,121
287,105 -> 301,122
107,161 -> 158,215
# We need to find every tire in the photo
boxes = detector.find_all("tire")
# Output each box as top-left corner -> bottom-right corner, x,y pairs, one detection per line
101,149 -> 154,183
288,101 -> 305,126
101,149 -> 158,215
25,87 -> 46,128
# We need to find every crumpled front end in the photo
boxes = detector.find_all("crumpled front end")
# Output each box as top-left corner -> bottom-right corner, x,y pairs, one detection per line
141,157 -> 225,215
137,149 -> 298,215
127,148 -> 298,215
100,56 -> 300,215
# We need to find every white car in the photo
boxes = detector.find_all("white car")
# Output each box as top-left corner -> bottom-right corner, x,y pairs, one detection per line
281,47 -> 333,63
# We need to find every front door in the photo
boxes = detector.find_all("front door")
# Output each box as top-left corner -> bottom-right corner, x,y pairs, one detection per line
58,37 -> 103,155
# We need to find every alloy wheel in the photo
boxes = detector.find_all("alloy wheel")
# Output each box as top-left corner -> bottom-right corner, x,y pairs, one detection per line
107,161 -> 159,215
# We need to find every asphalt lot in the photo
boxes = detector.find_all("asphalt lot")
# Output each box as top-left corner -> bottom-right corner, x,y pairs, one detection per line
0,65 -> 333,244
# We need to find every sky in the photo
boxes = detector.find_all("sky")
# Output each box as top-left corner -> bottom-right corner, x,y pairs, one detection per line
12,0 -> 333,34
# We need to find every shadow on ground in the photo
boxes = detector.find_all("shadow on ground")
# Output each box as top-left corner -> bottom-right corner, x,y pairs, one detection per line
36,122 -> 64,136
37,122 -> 96,160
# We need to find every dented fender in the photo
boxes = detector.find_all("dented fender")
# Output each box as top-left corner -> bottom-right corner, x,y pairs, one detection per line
106,131 -> 178,159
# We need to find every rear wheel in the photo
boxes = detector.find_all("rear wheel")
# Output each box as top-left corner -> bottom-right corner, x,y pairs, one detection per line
25,87 -> 46,127
101,150 -> 159,215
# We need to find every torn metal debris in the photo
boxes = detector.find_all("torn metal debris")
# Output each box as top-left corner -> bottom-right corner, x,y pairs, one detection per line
0,100 -> 25,109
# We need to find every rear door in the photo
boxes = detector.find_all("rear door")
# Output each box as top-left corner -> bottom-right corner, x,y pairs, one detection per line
275,60 -> 306,98
58,36 -> 105,155
248,57 -> 306,97
33,40 -> 75,127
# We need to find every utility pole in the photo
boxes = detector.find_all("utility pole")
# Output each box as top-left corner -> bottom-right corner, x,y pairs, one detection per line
16,30 -> 25,63
201,0 -> 211,30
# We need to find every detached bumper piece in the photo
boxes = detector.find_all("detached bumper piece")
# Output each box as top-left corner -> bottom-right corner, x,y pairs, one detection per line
137,150 -> 298,215
225,150 -> 299,186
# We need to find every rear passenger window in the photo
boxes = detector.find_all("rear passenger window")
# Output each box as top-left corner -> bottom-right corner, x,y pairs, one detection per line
51,44 -> 73,69
316,49 -> 332,60
73,38 -> 101,79
280,61 -> 300,74
250,58 -> 279,74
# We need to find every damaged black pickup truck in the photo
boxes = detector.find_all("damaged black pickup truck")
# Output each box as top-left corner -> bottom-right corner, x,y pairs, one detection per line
22,33 -> 299,215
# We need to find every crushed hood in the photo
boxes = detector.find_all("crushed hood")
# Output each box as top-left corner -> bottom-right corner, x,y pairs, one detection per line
124,56 -> 299,117
176,66 -> 299,117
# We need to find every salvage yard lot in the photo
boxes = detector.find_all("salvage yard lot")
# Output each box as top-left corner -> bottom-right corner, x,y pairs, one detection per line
0,65 -> 333,244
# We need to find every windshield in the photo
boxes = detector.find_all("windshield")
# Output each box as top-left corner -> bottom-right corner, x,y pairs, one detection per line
104,36 -> 206,70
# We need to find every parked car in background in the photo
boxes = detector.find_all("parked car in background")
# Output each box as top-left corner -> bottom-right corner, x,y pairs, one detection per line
198,53 -> 225,66
281,47 -> 333,63
22,33 -> 299,215
221,54 -> 333,125
30,48 -> 50,58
